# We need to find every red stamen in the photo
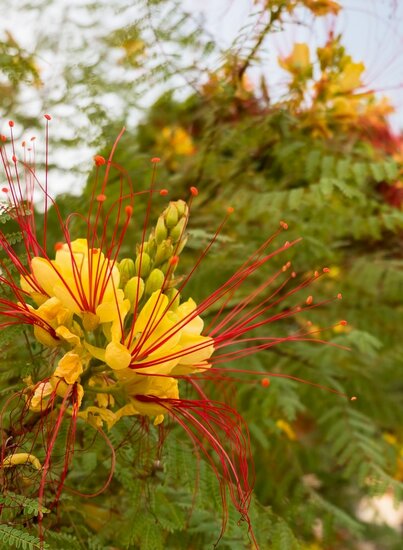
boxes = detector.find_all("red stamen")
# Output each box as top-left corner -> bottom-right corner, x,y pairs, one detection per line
151,157 -> 161,163
96,194 -> 107,202
190,186 -> 198,196
44,114 -> 52,120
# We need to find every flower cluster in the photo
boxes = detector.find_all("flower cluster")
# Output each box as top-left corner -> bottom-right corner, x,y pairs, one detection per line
0,117 -> 347,541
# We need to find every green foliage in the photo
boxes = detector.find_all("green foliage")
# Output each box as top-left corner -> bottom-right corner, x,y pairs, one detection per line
0,526 -> 48,550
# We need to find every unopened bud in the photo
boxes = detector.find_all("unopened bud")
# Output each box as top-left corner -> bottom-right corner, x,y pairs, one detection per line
1,452 -> 41,470
125,276 -> 145,305
119,258 -> 135,287
135,253 -> 151,278
155,240 -> 174,266
145,268 -> 165,295
176,235 -> 188,255
155,217 -> 168,244
175,199 -> 188,218
165,204 -> 179,229
170,217 -> 186,242
143,239 -> 156,257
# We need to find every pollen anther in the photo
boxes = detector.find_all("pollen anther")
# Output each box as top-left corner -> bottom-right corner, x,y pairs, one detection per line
94,155 -> 106,166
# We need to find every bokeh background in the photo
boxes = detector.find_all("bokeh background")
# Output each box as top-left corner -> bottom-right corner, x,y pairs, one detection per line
1,1 -> 402,548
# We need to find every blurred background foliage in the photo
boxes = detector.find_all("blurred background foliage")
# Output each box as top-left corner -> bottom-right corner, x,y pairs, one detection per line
1,0 -> 403,549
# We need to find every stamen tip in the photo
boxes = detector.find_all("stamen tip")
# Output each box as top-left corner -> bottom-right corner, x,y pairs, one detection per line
280,220 -> 288,230
306,295 -> 313,305
160,189 -> 169,196
227,206 -> 234,214
350,396 -> 357,401
125,205 -> 133,216
54,242 -> 64,251
340,320 -> 348,326
96,194 -> 107,203
151,157 -> 161,163
190,186 -> 198,196
8,121 -> 14,128
44,114 -> 52,121
170,255 -> 179,266
94,155 -> 106,166
337,293 -> 342,300
261,378 -> 270,388
323,267 -> 330,273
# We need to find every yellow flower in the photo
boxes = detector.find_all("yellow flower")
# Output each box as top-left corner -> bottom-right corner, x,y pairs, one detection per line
160,126 -> 196,157
22,238 -> 122,319
114,375 -> 179,425
276,419 -> 297,441
279,43 -> 312,77
78,406 -> 117,430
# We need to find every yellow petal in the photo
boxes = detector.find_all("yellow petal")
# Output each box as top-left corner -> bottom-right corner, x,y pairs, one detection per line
177,334 -> 214,365
55,325 -> 81,347
55,352 -> 83,384
105,341 -> 132,370
85,342 -> 106,363
31,257 -> 60,296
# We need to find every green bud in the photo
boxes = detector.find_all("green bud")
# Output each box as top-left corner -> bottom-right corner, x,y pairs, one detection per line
175,200 -> 188,218
143,239 -> 157,257
125,276 -> 145,305
135,253 -> 151,278
165,204 -> 179,229
155,240 -> 174,266
155,217 -> 168,244
145,268 -> 165,295
170,217 -> 186,242
118,258 -> 135,287
176,235 -> 188,255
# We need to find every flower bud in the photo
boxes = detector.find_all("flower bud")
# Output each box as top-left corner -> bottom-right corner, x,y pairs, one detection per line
170,217 -> 186,242
155,217 -> 168,244
175,199 -> 188,218
125,276 -> 145,305
176,235 -> 188,255
155,240 -> 174,266
135,252 -> 151,277
119,258 -> 135,287
143,239 -> 157,257
145,268 -> 165,295
165,203 -> 179,229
